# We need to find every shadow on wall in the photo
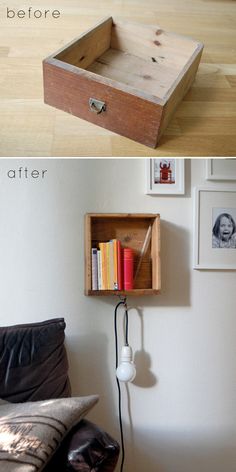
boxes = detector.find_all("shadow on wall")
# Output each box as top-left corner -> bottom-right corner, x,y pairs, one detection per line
138,220 -> 191,308
131,306 -> 157,388
67,332 -> 119,437
158,220 -> 191,307
125,427 -> 236,472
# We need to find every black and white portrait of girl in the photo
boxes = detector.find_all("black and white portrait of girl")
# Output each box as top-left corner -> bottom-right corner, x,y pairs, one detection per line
212,209 -> 236,248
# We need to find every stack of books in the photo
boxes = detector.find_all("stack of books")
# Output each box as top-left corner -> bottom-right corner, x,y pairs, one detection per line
91,240 -> 134,291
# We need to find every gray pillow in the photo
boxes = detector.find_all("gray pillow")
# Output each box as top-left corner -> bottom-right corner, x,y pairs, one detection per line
0,318 -> 71,402
0,395 -> 99,471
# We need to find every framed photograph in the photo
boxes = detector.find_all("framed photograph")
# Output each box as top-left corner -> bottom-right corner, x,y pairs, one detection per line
206,159 -> 236,180
193,187 -> 236,270
146,159 -> 185,195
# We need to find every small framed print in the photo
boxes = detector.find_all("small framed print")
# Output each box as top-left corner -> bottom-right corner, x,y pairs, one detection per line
146,159 -> 185,195
206,159 -> 236,181
193,187 -> 236,270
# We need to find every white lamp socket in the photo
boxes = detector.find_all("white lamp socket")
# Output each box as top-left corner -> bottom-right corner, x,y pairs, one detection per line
116,345 -> 136,382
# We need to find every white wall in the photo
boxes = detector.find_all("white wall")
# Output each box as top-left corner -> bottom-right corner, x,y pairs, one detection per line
0,158 -> 235,472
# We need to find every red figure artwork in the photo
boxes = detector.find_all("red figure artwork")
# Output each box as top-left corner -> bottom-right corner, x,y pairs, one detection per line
160,162 -> 172,183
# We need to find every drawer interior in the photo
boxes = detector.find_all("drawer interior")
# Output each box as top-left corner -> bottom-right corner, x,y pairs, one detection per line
55,17 -> 200,100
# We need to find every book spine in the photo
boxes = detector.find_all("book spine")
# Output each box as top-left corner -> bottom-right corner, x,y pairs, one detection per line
106,242 -> 110,290
97,250 -> 102,290
109,240 -> 114,290
99,243 -> 106,290
91,248 -> 98,290
117,240 -> 123,290
123,248 -> 134,290
113,239 -> 118,290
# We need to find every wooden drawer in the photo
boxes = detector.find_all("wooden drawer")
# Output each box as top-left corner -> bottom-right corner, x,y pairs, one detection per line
43,17 -> 203,148
84,213 -> 161,296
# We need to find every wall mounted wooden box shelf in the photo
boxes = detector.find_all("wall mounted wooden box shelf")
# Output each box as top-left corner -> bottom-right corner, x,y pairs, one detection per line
43,17 -> 203,148
84,213 -> 161,296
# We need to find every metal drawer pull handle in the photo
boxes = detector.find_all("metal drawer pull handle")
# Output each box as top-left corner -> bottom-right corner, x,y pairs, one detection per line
89,98 -> 106,114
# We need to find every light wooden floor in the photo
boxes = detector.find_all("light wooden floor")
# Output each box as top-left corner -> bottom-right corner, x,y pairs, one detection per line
0,0 -> 236,157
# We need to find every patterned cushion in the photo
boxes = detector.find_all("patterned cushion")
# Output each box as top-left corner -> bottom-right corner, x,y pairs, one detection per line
0,395 -> 99,471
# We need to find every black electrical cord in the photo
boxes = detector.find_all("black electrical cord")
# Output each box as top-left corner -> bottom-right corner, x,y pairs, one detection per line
114,299 -> 129,472
124,303 -> 129,346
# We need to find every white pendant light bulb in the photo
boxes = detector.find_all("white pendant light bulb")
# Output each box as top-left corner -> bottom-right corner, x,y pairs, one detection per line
116,345 -> 136,382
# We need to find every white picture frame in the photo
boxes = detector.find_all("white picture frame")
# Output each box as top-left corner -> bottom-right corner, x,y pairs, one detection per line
146,159 -> 185,195
206,159 -> 236,181
193,187 -> 236,270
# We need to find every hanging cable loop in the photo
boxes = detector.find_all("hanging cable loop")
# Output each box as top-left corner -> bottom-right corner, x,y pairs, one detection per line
118,294 -> 127,304
114,298 -> 130,472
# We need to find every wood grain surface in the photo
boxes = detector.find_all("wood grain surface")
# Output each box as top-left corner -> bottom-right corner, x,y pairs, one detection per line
0,0 -> 236,156
43,60 -> 163,148
44,18 -> 202,147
